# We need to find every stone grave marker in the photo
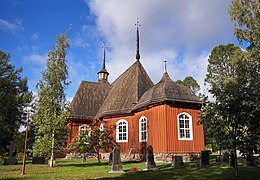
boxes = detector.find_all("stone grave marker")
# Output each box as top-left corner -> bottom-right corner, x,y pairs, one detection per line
3,142 -> 17,165
82,153 -> 86,163
201,150 -> 210,166
144,145 -> 156,170
109,146 -> 123,173
108,151 -> 113,166
172,156 -> 184,167
230,151 -> 235,168
32,157 -> 46,164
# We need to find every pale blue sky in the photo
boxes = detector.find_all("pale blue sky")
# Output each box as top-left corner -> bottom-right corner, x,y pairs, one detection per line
0,0 -> 236,101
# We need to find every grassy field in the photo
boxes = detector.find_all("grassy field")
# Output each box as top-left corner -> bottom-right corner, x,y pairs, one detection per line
0,156 -> 259,180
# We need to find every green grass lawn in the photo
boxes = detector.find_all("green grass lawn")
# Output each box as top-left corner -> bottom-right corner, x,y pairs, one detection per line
0,157 -> 259,180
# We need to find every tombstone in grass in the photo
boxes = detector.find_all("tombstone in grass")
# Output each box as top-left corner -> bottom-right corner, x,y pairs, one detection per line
215,155 -> 223,164
230,151 -> 235,168
172,156 -> 184,167
108,151 -> 113,166
3,142 -> 17,165
144,145 -> 156,170
82,153 -> 86,163
109,146 -> 124,173
32,157 -> 46,164
222,152 -> 230,165
200,150 -> 210,166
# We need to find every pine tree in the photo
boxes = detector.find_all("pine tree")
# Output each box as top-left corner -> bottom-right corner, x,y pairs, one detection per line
0,50 -> 31,154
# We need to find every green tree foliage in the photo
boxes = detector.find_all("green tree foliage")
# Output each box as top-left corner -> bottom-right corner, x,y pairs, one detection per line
0,50 -> 31,154
202,43 -> 259,175
176,76 -> 200,94
69,121 -> 115,163
32,32 -> 70,164
229,0 -> 260,49
229,0 -> 260,165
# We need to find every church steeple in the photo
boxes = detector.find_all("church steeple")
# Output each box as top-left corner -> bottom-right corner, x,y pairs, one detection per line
135,18 -> 141,61
98,42 -> 109,82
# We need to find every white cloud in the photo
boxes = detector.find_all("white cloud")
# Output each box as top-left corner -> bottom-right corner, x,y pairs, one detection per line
83,0 -> 234,95
23,53 -> 47,64
71,24 -> 101,49
0,18 -> 23,34
31,33 -> 39,40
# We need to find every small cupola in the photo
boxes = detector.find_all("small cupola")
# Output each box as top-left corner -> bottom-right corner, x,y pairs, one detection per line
98,42 -> 109,82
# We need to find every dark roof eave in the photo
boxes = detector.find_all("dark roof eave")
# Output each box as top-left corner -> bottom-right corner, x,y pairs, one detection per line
96,109 -> 134,119
133,98 -> 203,111
68,115 -> 95,121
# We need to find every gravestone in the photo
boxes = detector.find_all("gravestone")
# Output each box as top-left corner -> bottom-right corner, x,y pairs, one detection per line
82,153 -> 86,163
222,152 -> 230,164
172,156 -> 184,167
108,151 -> 113,166
201,150 -> 210,166
3,142 -> 17,165
144,145 -> 156,170
215,156 -> 223,164
109,146 -> 123,173
230,151 -> 235,168
32,157 -> 46,164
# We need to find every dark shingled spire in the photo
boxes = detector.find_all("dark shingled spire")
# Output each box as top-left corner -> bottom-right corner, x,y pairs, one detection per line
135,18 -> 141,61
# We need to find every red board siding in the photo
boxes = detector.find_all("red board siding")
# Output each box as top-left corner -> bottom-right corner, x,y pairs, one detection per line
68,103 -> 204,155
103,104 -> 204,154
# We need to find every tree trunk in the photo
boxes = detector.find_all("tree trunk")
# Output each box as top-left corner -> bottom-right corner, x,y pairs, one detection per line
234,142 -> 239,177
50,129 -> 55,168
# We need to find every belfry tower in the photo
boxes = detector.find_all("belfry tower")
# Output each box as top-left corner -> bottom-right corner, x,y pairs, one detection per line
98,42 -> 109,82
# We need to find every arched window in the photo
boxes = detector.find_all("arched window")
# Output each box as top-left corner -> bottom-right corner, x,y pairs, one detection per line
78,124 -> 91,137
116,119 -> 128,142
139,116 -> 147,142
99,123 -> 104,131
178,113 -> 193,140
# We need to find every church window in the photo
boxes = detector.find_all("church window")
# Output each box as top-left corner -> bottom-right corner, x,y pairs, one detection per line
178,113 -> 193,140
139,116 -> 147,142
78,124 -> 91,137
116,119 -> 128,142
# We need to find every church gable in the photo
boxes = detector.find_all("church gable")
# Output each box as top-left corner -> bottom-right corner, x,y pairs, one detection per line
69,81 -> 111,120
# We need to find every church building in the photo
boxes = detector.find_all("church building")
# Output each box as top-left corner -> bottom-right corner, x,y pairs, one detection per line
67,24 -> 204,161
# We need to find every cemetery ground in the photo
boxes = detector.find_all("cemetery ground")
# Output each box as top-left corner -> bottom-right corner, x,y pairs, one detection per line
0,155 -> 259,180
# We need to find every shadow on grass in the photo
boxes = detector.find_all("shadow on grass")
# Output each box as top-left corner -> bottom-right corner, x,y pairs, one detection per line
96,163 -> 238,180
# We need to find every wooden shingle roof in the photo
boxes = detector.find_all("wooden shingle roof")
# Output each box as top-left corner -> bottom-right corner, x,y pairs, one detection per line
133,72 -> 202,111
69,81 -> 112,121
96,60 -> 154,117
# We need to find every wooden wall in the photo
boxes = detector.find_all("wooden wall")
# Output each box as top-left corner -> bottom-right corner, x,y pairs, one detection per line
67,103 -> 204,154
103,103 -> 204,154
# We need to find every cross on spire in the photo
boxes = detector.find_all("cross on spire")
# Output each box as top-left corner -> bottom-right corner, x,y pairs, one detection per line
135,18 -> 141,29
163,60 -> 167,73
135,18 -> 141,61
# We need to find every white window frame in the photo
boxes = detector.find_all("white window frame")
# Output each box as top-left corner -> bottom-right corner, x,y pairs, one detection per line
177,113 -> 193,140
139,116 -> 148,142
78,124 -> 91,137
99,123 -> 104,131
116,119 -> 128,142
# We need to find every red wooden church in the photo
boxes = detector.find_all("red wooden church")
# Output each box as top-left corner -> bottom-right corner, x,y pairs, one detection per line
67,25 -> 204,161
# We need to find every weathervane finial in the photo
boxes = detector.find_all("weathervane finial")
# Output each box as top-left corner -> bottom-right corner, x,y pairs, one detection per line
135,18 -> 141,61
163,60 -> 167,73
